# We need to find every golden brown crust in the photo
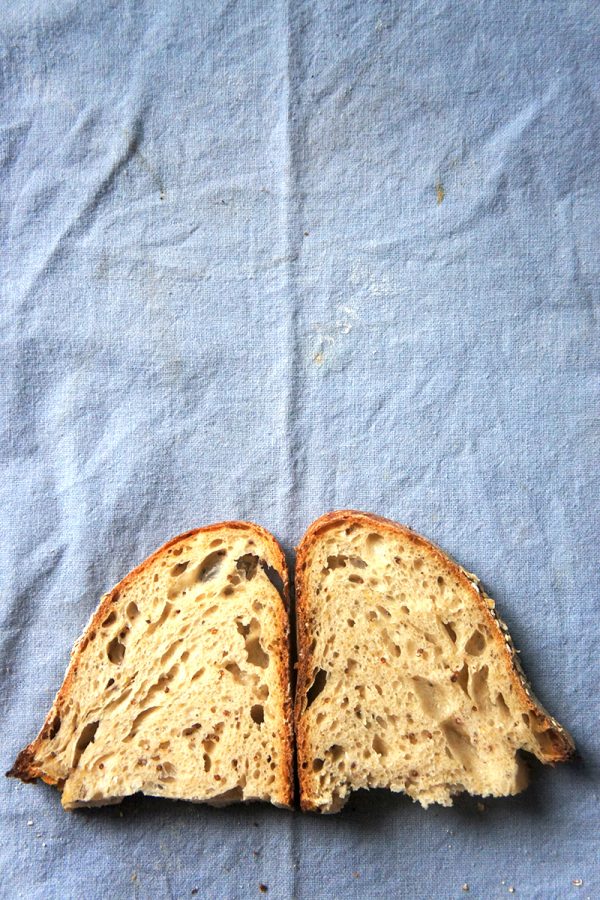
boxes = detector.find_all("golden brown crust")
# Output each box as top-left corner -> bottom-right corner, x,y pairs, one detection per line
294,510 -> 575,811
7,521 -> 294,808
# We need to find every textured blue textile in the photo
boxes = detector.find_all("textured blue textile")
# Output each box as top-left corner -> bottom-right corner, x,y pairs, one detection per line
1,1 -> 598,897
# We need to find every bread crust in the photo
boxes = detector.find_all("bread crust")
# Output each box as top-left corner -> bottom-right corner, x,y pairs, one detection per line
8,521 -> 294,809
294,510 -> 575,812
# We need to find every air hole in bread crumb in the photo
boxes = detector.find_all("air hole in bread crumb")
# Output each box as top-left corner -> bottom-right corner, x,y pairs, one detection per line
306,668 -> 328,709
191,668 -> 205,682
236,554 -> 259,579
471,665 -> 490,710
171,561 -> 189,576
105,678 -> 115,689
372,735 -> 388,756
412,677 -> 440,718
209,539 -> 224,548
441,620 -> 457,643
522,713 -> 530,726
146,602 -> 172,635
257,684 -> 269,700
250,705 -> 264,725
222,586 -> 235,596
452,663 -> 470,696
347,618 -> 355,627
102,611 -> 117,628
73,721 -> 99,768
182,723 -> 201,736
533,728 -> 559,754
46,714 -> 61,740
107,636 -> 126,664
202,739 -> 215,771
197,550 -> 226,583
349,555 -> 368,569
465,630 -> 486,655
366,533 -> 383,549
326,554 -> 348,570
312,758 -> 324,772
413,558 -> 423,570
495,692 -> 511,719
236,618 -> 269,668
328,744 -> 344,762
125,706 -> 160,741
225,662 -> 244,683
400,605 -> 410,616
126,601 -> 140,621
441,721 -> 474,768
348,574 -> 364,584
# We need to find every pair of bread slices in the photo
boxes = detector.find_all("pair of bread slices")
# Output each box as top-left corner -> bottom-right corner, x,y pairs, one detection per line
9,511 -> 574,813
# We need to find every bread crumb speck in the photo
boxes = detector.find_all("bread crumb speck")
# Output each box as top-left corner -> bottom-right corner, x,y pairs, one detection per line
508,888 -> 515,894
259,885 -> 268,894
131,872 -> 137,883
572,880 -> 583,887
26,820 -> 33,826
352,872 -> 360,879
462,885 -> 469,892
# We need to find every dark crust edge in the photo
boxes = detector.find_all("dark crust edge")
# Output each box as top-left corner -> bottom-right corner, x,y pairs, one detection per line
294,510 -> 576,813
7,521 -> 295,810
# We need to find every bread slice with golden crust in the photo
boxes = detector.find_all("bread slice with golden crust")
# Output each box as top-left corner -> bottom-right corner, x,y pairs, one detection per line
295,511 -> 574,813
8,522 -> 293,810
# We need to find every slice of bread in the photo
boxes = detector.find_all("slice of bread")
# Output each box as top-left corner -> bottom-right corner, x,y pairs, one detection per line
8,522 -> 293,810
295,511 -> 574,813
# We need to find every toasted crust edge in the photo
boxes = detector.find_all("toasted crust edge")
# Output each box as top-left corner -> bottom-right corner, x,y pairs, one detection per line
7,521 -> 294,809
294,510 -> 575,812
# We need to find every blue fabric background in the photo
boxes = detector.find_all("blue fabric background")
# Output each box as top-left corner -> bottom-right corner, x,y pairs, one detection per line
1,1 -> 598,897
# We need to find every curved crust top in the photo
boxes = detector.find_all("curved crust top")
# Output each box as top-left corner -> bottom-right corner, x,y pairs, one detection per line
8,521 -> 294,808
294,510 -> 574,809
